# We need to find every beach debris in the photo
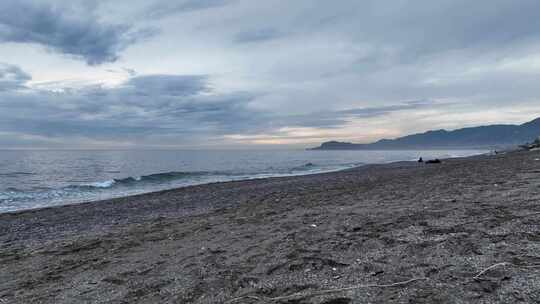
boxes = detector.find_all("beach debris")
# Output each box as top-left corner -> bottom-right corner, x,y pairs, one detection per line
310,224 -> 317,228
418,157 -> 423,163
473,262 -> 509,280
473,262 -> 540,280
224,278 -> 426,303
225,262 -> 540,303
426,159 -> 442,164
520,136 -> 540,150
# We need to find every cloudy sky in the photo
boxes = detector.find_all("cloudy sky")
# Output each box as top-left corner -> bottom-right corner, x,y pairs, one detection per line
2,0 -> 540,149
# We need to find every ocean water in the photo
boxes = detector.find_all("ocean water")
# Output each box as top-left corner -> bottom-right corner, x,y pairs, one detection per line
0,149 -> 485,213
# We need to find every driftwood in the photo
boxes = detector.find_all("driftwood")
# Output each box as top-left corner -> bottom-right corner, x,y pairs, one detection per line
225,278 -> 426,303
225,262 -> 540,303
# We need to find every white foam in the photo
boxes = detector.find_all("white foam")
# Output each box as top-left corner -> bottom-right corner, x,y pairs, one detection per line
87,180 -> 116,188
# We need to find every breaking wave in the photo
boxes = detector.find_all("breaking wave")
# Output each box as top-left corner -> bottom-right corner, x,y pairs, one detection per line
73,171 -> 211,190
0,162 -> 364,213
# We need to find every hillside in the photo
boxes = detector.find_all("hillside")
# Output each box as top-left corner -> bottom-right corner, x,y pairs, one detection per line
311,117 -> 540,150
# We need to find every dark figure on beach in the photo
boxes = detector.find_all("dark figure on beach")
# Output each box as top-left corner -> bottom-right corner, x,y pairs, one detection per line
418,157 -> 423,163
426,159 -> 441,164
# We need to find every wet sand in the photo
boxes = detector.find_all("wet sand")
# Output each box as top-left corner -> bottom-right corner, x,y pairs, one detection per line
1,150 -> 540,303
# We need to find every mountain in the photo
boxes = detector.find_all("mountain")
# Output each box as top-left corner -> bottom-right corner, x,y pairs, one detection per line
310,117 -> 540,150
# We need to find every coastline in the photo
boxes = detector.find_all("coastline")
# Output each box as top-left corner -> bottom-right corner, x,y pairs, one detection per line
2,150 -> 540,303
0,161 -> 366,217
0,149 -> 485,215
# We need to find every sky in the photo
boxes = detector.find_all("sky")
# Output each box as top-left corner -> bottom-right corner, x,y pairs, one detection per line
2,0 -> 540,149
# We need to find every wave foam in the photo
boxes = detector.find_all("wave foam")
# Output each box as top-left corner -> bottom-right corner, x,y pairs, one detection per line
72,171 -> 209,190
85,180 -> 116,188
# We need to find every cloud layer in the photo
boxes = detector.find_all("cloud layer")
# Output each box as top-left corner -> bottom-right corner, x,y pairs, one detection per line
0,0 -> 152,65
0,64 -> 448,147
145,0 -> 233,18
0,70 -> 258,147
1,0 -> 540,147
0,63 -> 31,91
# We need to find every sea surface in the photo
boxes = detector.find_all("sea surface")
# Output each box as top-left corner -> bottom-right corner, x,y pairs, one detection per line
0,149 -> 485,213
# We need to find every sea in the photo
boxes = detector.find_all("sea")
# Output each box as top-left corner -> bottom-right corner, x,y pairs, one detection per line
0,149 -> 486,213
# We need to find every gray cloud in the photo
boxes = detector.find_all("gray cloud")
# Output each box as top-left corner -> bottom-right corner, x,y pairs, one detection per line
270,100 -> 440,130
336,100 -> 436,118
233,28 -> 284,43
125,75 -> 210,97
0,70 -> 260,144
0,64 -> 442,147
215,0 -> 540,115
285,0 -> 540,63
3,1 -> 540,147
0,63 -> 31,91
0,0 -> 154,65
145,0 -> 233,18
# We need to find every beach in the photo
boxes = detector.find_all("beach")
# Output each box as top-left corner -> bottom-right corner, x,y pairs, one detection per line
2,150 -> 540,303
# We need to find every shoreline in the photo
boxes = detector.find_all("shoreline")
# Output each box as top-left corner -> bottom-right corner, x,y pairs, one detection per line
2,150 -> 539,303
0,163 -> 364,217
0,163 -> 363,216
0,150 -> 486,216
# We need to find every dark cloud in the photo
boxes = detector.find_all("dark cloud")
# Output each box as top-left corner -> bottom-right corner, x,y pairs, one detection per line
296,0 -> 540,66
0,63 -> 31,91
0,64 -> 438,147
105,68 -> 138,77
0,1 -> 154,65
337,100 -> 436,118
272,100 -> 439,129
3,1 -> 540,147
0,69 -> 260,144
125,75 -> 210,97
123,68 -> 137,77
145,0 -> 233,18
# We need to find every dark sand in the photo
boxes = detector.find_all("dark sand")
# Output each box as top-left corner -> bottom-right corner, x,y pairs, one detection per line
2,150 -> 540,303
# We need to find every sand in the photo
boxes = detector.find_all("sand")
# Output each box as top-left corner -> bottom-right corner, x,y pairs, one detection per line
1,150 -> 540,303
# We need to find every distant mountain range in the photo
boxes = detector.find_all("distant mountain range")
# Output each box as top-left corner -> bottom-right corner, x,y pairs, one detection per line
310,117 -> 540,150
